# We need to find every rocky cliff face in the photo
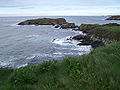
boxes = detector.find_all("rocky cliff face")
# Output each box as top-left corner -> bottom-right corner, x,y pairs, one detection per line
106,16 -> 120,20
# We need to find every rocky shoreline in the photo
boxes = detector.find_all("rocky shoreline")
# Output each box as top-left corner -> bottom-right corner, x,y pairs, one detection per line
18,18 -> 120,48
73,23 -> 120,48
106,15 -> 120,20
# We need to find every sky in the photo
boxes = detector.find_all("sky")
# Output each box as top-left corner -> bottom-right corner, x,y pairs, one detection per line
0,0 -> 120,16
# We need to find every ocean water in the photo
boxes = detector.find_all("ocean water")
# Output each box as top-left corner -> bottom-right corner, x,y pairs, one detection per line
0,16 -> 120,68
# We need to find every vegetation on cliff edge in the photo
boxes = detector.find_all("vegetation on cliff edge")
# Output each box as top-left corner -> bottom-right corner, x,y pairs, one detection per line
79,23 -> 120,41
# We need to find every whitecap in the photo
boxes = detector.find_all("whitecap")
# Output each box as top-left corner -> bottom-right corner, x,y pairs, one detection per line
26,55 -> 36,60
25,35 -> 40,38
53,52 -> 62,55
52,36 -> 79,46
17,63 -> 28,68
0,61 -> 11,68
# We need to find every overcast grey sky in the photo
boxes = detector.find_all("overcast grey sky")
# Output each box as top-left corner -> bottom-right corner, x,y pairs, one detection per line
0,0 -> 120,16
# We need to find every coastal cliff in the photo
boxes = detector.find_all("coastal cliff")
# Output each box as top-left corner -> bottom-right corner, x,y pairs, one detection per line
73,23 -> 120,48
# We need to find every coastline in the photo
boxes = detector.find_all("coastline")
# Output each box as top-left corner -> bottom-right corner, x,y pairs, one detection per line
0,16 -> 120,89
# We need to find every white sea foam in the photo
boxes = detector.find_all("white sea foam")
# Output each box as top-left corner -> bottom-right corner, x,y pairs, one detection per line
52,36 -> 79,46
72,45 -> 92,51
0,61 -> 11,68
25,35 -> 40,38
0,61 -> 7,67
27,53 -> 53,59
53,52 -> 63,55
17,63 -> 28,68
73,30 -> 85,35
26,55 -> 36,59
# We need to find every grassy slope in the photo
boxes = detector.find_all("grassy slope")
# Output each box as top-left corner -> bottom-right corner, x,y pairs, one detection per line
80,24 -> 120,41
90,26 -> 120,41
0,42 -> 120,90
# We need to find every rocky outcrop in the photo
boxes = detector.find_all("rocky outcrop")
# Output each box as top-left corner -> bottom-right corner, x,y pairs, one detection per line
72,35 -> 85,40
77,24 -> 97,33
72,23 -> 120,48
18,18 -> 67,25
60,23 -> 76,29
72,35 -> 104,48
106,16 -> 120,20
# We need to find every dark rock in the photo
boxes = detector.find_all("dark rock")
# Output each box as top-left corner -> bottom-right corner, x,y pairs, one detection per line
73,34 -> 104,48
77,39 -> 104,48
75,25 -> 79,28
91,40 -> 104,48
54,25 -> 60,28
77,42 -> 91,46
66,37 -> 72,40
72,35 -> 85,40
52,39 -> 56,42
106,16 -> 120,20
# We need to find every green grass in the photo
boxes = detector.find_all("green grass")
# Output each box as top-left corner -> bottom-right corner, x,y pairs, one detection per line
0,42 -> 120,90
98,26 -> 120,32
89,26 -> 120,41
18,18 -> 67,25
79,23 -> 120,41
0,68 -> 13,90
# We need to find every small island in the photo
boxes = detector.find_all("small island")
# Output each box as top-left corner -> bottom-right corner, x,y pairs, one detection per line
18,18 -> 76,29
106,15 -> 120,20
18,18 -> 67,25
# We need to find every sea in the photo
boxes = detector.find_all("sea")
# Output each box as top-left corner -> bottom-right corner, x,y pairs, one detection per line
0,16 -> 120,68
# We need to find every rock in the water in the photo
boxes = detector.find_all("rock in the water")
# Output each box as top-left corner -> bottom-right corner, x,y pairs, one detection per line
66,36 -> 72,40
106,16 -> 120,20
60,23 -> 76,29
77,42 -> 91,46
54,24 -> 60,28
18,18 -> 67,25
72,35 -> 85,40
